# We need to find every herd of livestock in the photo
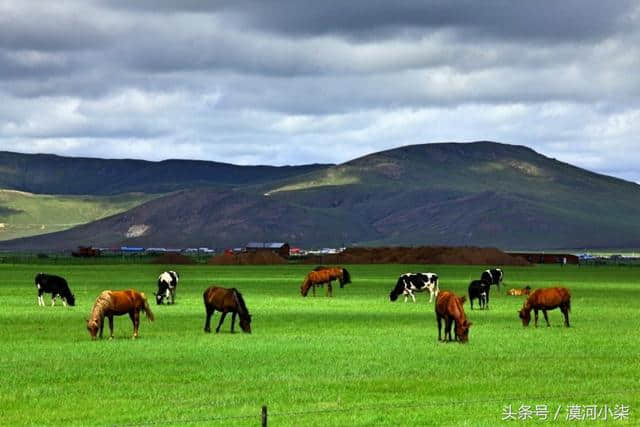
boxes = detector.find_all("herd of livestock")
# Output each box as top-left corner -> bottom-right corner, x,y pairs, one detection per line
33,266 -> 572,342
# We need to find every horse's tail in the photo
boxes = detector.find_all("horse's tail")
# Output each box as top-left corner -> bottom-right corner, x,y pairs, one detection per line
140,292 -> 155,322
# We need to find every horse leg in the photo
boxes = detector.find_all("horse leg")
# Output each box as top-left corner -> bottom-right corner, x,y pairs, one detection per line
562,306 -> 570,327
534,309 -> 539,327
215,311 -> 228,333
108,315 -> 114,339
130,310 -> 140,339
543,310 -> 550,327
445,318 -> 453,341
204,306 -> 214,333
328,282 -> 333,297
37,290 -> 44,306
231,312 -> 237,333
312,284 -> 316,297
51,295 -> 56,307
437,315 -> 443,341
99,318 -> 104,339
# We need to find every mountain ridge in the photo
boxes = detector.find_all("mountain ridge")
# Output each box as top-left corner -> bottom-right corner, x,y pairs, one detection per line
1,141 -> 639,250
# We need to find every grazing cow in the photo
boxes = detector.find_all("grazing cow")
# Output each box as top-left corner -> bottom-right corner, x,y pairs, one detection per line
481,268 -> 504,289
468,280 -> 490,310
435,291 -> 472,343
507,286 -> 531,296
518,287 -> 571,327
155,271 -> 179,305
389,272 -> 439,303
34,273 -> 75,307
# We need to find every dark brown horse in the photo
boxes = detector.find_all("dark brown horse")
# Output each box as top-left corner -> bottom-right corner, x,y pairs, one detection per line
300,266 -> 351,297
203,286 -> 252,333
519,287 -> 571,327
86,289 -> 154,340
436,291 -> 472,343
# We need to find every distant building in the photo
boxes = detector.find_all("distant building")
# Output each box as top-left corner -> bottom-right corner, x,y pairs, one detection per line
508,252 -> 579,264
246,242 -> 290,259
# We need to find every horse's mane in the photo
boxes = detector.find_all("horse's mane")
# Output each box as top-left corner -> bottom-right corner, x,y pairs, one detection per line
88,291 -> 112,327
232,289 -> 250,318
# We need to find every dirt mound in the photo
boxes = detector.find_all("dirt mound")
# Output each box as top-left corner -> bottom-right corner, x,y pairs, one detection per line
208,251 -> 287,265
303,246 -> 529,265
152,253 -> 196,265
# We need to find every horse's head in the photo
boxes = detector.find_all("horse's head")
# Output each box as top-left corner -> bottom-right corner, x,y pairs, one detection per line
239,314 -> 252,333
519,308 -> 531,326
300,280 -> 310,297
455,319 -> 472,343
87,319 -> 100,340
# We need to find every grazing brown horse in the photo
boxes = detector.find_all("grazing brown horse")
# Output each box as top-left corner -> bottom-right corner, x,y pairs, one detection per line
300,266 -> 351,297
86,289 -> 154,340
203,286 -> 252,333
518,287 -> 571,327
507,286 -> 531,296
436,291 -> 472,343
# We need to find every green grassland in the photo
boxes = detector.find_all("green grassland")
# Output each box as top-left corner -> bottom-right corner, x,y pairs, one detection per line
0,190 -> 158,241
0,263 -> 638,426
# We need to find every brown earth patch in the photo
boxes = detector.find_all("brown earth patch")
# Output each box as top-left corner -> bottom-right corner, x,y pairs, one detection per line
208,251 -> 287,265
302,246 -> 529,265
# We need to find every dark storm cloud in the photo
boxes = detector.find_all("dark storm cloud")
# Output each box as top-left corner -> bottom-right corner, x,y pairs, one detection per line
1,1 -> 639,182
105,0 -> 635,41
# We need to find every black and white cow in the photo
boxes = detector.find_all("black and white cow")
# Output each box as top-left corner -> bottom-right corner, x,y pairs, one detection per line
35,273 -> 75,307
468,279 -> 490,310
481,268 -> 504,290
389,272 -> 439,303
155,271 -> 179,305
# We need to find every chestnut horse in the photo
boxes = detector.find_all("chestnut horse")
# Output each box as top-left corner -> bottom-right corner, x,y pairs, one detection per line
436,291 -> 472,343
203,286 -> 252,333
86,289 -> 154,340
300,266 -> 351,297
518,287 -> 571,327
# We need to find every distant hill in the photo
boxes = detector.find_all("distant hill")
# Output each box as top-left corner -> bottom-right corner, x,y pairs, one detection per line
2,141 -> 640,250
0,151 -> 331,195
0,189 -> 157,241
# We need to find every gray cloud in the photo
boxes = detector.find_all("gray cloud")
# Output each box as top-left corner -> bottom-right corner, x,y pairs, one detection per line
1,1 -> 639,182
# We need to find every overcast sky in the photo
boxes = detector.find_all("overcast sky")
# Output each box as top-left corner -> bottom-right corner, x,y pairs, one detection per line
1,1 -> 639,182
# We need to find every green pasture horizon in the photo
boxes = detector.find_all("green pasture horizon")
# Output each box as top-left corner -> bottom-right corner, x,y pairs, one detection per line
1,263 -> 638,426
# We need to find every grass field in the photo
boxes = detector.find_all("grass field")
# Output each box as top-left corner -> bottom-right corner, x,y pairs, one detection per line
0,263 -> 638,426
0,190 -> 158,241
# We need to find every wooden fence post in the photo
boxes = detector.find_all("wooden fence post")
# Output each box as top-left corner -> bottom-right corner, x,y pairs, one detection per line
261,405 -> 267,427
